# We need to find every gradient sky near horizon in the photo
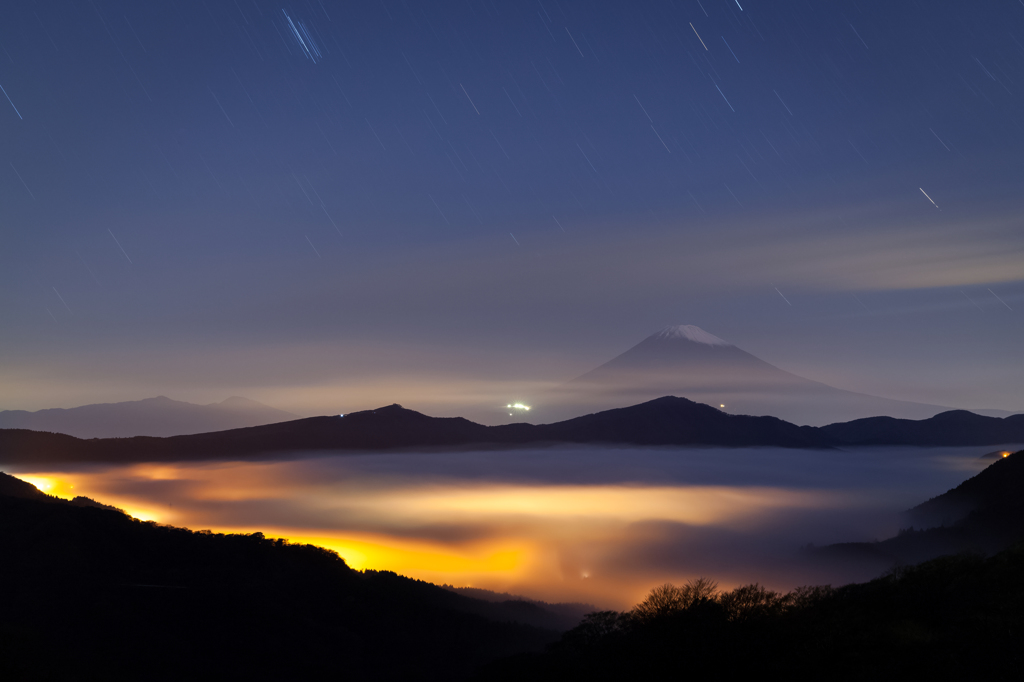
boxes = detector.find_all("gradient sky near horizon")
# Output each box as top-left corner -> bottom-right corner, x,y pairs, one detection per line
2,0 -> 1023,419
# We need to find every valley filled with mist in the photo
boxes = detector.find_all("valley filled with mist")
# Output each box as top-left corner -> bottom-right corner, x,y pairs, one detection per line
5,443 -> 998,609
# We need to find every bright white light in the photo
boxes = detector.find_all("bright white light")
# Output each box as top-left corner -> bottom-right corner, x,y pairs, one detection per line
720,404 -> 725,408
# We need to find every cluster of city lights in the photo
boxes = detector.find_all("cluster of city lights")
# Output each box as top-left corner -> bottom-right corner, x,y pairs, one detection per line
506,403 -> 530,415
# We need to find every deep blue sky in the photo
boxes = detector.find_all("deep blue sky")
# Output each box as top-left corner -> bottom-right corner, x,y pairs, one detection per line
2,0 -> 1022,418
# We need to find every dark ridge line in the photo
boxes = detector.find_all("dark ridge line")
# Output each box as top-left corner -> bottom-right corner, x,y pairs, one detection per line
2,396 -> 1024,464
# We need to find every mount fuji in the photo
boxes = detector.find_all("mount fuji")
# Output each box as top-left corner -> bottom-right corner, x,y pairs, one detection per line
546,325 -> 957,426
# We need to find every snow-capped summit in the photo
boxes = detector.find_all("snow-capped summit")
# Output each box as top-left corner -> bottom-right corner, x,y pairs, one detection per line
653,325 -> 733,347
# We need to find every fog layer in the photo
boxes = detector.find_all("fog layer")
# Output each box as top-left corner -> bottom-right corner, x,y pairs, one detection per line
10,445 -> 992,609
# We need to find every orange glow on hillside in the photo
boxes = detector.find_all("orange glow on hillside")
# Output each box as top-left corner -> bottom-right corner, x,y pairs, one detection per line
17,475 -> 75,498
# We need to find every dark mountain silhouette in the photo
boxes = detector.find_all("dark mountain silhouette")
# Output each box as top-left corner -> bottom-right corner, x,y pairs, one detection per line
907,450 -> 1024,528
0,470 -> 123,511
0,395 -> 299,438
0,470 -> 53,501
547,325 -> 994,426
0,397 -> 835,464
524,397 -> 827,448
0,473 -> 584,681
4,396 -> 1024,465
441,585 -> 596,632
811,449 -> 1024,571
818,410 -> 1024,446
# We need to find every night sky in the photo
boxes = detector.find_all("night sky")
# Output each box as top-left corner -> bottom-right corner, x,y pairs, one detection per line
2,0 -> 1022,419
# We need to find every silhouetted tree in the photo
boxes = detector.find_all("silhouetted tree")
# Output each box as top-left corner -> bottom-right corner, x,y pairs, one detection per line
630,577 -> 718,624
718,582 -> 791,622
558,610 -> 631,652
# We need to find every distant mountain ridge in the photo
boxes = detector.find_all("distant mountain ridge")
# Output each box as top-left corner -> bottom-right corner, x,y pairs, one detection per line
3,396 -> 1024,465
818,411 -> 1024,446
0,395 -> 299,438
549,325 -> 1013,426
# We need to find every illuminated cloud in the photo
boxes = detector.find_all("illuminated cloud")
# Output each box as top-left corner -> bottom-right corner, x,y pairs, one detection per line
7,445 -> 989,608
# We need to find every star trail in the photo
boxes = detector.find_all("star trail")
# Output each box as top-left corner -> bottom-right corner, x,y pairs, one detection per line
0,0 -> 1022,417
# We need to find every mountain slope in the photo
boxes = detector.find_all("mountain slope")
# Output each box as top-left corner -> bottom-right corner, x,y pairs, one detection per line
907,449 -> 1024,528
0,395 -> 300,438
0,476 -> 560,681
813,449 -> 1024,570
549,325 -> 954,426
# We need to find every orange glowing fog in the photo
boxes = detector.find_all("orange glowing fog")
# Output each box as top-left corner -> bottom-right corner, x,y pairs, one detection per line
9,447 -> 987,608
